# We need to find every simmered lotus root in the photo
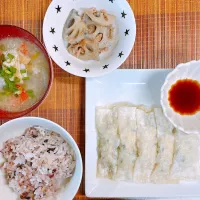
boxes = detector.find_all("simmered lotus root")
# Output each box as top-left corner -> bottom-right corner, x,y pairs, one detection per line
99,47 -> 108,53
107,26 -> 114,40
68,39 -> 99,61
68,18 -> 75,28
83,8 -> 116,26
64,8 -> 118,61
64,9 -> 87,44
100,10 -> 109,21
66,17 -> 87,44
87,24 -> 97,34
77,47 -> 85,56
86,25 -> 111,50
95,33 -> 103,42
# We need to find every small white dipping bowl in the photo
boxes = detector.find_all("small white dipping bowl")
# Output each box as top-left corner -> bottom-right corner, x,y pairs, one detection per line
0,117 -> 83,200
161,60 -> 200,134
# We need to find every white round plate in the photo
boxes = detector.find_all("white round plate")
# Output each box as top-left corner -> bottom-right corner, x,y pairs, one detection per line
0,117 -> 82,200
161,60 -> 200,134
43,0 -> 136,77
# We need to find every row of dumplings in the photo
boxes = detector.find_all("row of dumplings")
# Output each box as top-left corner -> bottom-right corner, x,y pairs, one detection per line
96,105 -> 200,183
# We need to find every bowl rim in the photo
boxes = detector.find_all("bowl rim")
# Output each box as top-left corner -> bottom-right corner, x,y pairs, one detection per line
0,25 -> 54,119
0,116 -> 83,199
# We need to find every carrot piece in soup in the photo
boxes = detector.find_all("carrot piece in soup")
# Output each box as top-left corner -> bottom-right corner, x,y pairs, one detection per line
19,42 -> 28,55
15,84 -> 22,90
16,84 -> 28,102
20,89 -> 28,102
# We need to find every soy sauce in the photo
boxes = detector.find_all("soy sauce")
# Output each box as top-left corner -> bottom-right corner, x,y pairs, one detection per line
168,79 -> 200,115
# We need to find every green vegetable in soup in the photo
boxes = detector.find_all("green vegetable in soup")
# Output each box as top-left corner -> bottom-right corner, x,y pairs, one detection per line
0,68 -> 21,95
22,77 -> 29,80
7,53 -> 15,61
20,69 -> 26,74
3,78 -> 18,92
10,66 -> 17,74
26,89 -> 35,98
4,69 -> 11,74
14,77 -> 20,83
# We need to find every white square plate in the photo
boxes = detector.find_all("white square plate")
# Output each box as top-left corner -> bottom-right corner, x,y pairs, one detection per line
85,69 -> 200,198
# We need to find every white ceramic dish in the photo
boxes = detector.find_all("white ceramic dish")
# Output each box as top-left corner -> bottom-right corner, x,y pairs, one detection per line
43,0 -> 136,77
0,117 -> 83,200
161,60 -> 200,134
85,69 -> 200,198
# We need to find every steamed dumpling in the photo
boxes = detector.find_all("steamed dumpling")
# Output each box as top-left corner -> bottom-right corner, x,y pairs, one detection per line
67,39 -> 99,61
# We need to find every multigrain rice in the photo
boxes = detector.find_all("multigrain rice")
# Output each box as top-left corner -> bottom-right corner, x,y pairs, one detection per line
0,126 -> 76,200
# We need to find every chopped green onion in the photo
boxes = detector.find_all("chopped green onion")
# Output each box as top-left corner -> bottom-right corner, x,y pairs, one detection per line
10,67 -> 17,74
3,77 -> 19,93
14,77 -> 20,83
4,69 -> 11,74
8,81 -> 17,91
22,77 -> 29,80
7,53 -> 15,60
9,76 -> 14,82
8,73 -> 13,78
20,69 -> 26,74
0,44 -> 5,51
27,89 -> 35,98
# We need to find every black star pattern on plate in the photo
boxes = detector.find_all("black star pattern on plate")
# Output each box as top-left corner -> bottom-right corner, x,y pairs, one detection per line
55,5 -> 62,13
50,27 -> 55,34
125,29 -> 130,36
65,61 -> 71,66
121,11 -> 127,18
109,0 -> 114,3
103,64 -> 109,69
53,45 -> 58,52
83,68 -> 90,73
118,51 -> 124,58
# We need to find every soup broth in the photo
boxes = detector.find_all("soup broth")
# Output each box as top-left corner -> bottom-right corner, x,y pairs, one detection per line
0,37 -> 50,112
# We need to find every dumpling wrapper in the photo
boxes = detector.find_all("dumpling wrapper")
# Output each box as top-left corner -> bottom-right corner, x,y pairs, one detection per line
133,106 -> 157,183
96,107 -> 120,179
151,108 -> 176,184
115,107 -> 137,181
170,130 -> 200,181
